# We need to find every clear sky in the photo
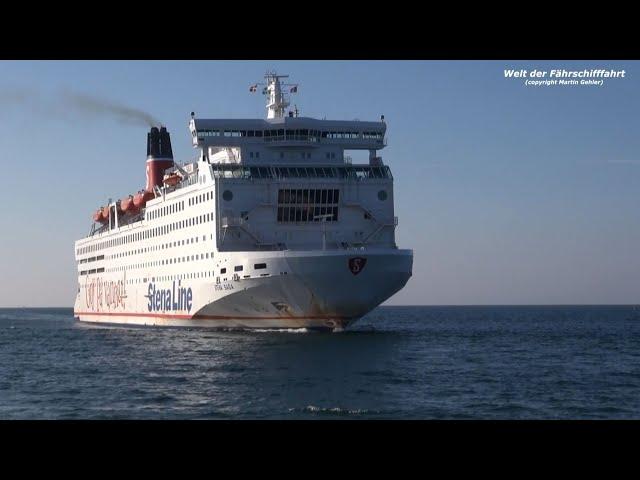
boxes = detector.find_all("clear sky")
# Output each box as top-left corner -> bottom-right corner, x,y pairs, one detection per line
0,60 -> 638,307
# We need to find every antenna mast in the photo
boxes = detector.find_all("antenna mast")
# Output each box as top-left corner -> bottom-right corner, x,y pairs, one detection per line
249,71 -> 299,119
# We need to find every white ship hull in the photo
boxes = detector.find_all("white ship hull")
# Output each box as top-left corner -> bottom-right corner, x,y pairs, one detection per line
75,73 -> 413,330
74,249 -> 413,330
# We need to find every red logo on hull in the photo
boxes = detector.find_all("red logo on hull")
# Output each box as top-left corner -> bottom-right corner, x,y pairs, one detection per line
348,257 -> 367,275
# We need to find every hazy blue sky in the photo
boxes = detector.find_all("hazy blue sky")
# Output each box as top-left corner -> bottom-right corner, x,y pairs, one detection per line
0,60 -> 638,307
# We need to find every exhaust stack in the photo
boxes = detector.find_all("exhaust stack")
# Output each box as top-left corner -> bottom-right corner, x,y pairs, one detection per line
145,126 -> 174,192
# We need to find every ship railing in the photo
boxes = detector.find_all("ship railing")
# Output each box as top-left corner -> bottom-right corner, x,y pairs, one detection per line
338,242 -> 368,250
361,217 -> 398,245
90,224 -> 108,236
221,216 -> 246,228
223,213 -> 397,234
252,242 -> 288,251
221,216 -> 262,244
220,217 -> 290,251
159,171 -> 198,195
210,164 -> 393,181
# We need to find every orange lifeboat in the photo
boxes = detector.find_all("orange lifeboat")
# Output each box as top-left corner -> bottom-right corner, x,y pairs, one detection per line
100,207 -> 110,221
93,209 -> 106,224
163,173 -> 181,187
120,195 -> 135,213
133,190 -> 155,209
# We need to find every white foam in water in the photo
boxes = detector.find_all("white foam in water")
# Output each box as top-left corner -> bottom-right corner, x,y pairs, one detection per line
250,328 -> 309,334
292,405 -> 377,415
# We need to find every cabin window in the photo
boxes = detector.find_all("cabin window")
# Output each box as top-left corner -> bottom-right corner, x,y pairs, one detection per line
378,190 -> 388,201
222,190 -> 233,201
234,265 -> 243,272
254,263 -> 267,270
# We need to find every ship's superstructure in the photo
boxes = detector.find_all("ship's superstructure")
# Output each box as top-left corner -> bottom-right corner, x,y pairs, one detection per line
74,72 -> 413,330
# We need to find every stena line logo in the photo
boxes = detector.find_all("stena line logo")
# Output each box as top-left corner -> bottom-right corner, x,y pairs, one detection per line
348,257 -> 367,275
146,281 -> 193,313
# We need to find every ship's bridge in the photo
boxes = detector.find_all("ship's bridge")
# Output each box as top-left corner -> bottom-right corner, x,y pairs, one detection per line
189,117 -> 386,150
189,72 -> 388,167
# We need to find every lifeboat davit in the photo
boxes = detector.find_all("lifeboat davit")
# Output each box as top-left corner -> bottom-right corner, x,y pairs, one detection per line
163,173 -> 181,187
133,190 -> 155,209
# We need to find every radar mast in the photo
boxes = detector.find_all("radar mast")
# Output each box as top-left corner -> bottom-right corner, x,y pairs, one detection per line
249,71 -> 299,119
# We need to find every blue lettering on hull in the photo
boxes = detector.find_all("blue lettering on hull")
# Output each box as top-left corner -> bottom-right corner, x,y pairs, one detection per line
146,281 -> 193,313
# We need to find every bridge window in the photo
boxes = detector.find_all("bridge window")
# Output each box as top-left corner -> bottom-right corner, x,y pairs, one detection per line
197,129 -> 220,137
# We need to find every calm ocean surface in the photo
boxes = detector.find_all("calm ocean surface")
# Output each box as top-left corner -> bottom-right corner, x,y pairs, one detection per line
1,306 -> 639,419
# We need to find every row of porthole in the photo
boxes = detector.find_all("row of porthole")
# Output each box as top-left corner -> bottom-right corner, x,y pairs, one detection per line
222,190 -> 388,202
79,210 -> 214,258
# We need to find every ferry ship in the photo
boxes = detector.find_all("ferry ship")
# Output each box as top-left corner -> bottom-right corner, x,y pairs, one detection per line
73,73 -> 413,330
